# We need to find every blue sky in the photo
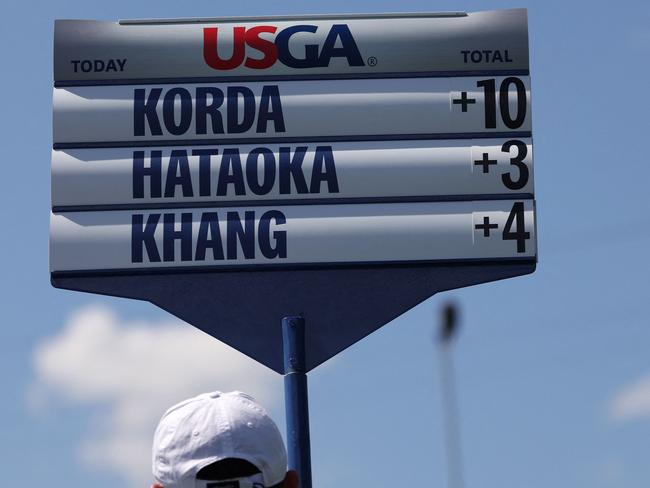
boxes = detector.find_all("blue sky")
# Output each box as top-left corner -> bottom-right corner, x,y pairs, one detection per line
2,0 -> 650,487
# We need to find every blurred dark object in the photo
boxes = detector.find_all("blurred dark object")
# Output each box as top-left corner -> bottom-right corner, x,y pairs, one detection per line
439,302 -> 460,344
437,300 -> 464,488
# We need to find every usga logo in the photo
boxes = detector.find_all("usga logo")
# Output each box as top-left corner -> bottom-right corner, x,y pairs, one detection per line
203,24 -> 365,70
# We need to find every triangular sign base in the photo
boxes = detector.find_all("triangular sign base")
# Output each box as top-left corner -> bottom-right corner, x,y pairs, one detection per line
52,261 -> 535,373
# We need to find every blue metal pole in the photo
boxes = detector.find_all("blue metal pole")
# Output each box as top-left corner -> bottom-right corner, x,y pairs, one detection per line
282,316 -> 312,488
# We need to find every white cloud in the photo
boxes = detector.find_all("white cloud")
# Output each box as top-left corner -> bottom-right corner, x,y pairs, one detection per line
609,372 -> 650,421
30,304 -> 282,488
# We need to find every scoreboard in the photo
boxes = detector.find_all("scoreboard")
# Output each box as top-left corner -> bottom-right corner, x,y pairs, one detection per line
50,9 -> 536,372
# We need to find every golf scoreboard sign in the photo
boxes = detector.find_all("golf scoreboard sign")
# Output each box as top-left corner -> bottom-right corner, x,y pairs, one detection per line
50,9 -> 536,373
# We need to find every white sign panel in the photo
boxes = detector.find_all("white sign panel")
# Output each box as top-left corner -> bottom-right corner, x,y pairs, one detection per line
50,200 -> 535,272
54,9 -> 529,82
52,138 -> 533,207
53,76 -> 531,145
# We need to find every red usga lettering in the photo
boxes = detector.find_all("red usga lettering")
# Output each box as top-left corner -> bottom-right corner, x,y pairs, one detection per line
203,26 -> 278,70
203,24 -> 364,71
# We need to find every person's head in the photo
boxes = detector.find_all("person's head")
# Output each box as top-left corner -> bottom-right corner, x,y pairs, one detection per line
151,391 -> 298,488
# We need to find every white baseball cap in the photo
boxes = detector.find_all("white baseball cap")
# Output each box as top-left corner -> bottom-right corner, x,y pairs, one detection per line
152,391 -> 287,488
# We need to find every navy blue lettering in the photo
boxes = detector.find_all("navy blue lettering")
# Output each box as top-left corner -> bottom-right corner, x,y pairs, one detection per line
133,150 -> 162,198
134,88 -> 163,136
163,88 -> 192,136
195,212 -> 225,261
276,25 -> 319,68
71,58 -> 126,72
319,25 -> 364,67
279,146 -> 308,194
131,214 -> 161,263
196,87 -> 224,134
259,210 -> 287,259
227,211 -> 255,259
227,86 -> 255,133
310,146 -> 339,193
164,150 -> 193,198
246,148 -> 275,195
217,149 -> 245,196
192,148 -> 219,196
163,213 -> 193,262
257,85 -> 285,133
